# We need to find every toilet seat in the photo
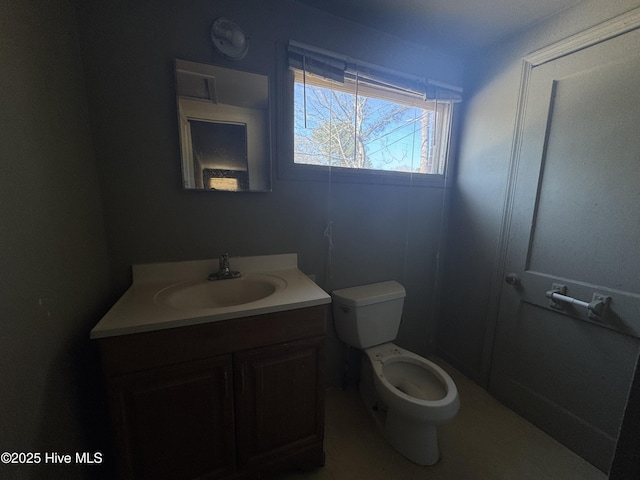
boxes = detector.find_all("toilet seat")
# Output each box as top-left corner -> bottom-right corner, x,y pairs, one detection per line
365,342 -> 459,423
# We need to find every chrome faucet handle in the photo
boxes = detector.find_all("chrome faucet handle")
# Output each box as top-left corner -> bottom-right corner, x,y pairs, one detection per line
219,253 -> 230,272
209,253 -> 240,281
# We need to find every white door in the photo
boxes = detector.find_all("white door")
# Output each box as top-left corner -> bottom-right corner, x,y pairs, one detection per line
490,24 -> 640,471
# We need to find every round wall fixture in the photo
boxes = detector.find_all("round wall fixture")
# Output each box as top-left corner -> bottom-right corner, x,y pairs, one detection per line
211,17 -> 249,60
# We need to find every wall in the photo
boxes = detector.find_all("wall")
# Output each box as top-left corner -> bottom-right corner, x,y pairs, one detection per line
0,0 -> 112,478
438,0 -> 640,385
75,0 -> 463,385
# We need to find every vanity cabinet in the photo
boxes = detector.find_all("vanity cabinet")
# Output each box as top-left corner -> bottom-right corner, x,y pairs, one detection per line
98,305 -> 327,480
107,356 -> 236,479
234,337 -> 324,468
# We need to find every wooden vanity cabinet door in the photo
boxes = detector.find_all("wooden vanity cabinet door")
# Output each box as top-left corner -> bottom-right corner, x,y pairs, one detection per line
233,336 -> 325,470
107,355 -> 235,480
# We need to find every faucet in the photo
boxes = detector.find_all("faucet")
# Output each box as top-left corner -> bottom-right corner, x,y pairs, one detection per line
208,253 -> 241,281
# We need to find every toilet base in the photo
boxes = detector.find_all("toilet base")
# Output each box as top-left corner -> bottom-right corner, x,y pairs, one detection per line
359,355 -> 441,466
385,408 -> 440,466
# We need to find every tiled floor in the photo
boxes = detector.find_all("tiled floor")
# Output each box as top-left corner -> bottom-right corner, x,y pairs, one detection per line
274,360 -> 607,480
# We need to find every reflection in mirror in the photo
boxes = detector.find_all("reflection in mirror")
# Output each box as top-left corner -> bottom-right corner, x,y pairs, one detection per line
175,59 -> 271,191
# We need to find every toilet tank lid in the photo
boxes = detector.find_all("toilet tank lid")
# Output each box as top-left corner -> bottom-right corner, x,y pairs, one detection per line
331,281 -> 406,307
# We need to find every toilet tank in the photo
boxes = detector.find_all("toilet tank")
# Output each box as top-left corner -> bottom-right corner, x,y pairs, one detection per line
331,281 -> 406,349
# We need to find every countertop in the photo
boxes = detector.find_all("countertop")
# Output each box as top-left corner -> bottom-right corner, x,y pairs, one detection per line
90,254 -> 331,339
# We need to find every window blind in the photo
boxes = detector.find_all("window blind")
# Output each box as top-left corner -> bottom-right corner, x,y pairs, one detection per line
287,40 -> 462,102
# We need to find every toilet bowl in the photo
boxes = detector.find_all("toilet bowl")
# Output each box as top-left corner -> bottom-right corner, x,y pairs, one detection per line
331,281 -> 460,466
366,342 -> 459,465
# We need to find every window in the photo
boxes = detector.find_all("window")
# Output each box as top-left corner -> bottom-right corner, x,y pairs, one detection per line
285,42 -> 461,185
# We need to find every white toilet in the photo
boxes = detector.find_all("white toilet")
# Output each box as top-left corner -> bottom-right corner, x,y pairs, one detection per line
331,281 -> 460,466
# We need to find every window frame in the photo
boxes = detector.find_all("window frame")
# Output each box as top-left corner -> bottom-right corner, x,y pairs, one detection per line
277,44 -> 461,188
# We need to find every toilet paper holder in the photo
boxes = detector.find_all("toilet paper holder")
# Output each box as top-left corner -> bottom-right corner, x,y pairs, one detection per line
546,284 -> 611,320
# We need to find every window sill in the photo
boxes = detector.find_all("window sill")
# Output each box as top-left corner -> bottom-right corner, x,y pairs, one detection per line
277,162 -> 447,188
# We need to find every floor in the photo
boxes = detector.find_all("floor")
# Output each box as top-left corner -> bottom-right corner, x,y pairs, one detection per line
274,360 -> 607,480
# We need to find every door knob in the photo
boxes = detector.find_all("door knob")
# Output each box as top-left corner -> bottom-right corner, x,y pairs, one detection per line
505,273 -> 521,286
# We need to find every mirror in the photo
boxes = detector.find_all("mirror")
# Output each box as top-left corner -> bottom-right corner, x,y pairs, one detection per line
175,59 -> 271,191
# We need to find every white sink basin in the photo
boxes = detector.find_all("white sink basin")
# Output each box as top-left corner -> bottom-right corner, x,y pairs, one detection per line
90,255 -> 334,338
155,274 -> 286,310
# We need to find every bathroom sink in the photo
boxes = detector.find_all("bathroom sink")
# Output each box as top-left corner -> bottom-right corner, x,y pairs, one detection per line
154,274 -> 286,310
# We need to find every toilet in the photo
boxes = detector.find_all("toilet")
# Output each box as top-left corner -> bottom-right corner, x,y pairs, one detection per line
331,281 -> 459,466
